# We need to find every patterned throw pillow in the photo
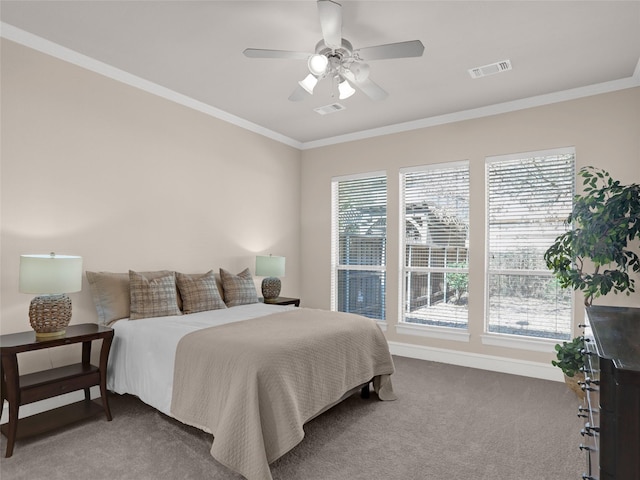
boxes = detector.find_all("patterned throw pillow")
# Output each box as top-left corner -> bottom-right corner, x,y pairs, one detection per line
129,270 -> 181,320
219,268 -> 259,307
176,271 -> 227,314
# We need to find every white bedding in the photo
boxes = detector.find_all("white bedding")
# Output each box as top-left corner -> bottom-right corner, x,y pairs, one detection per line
107,303 -> 294,416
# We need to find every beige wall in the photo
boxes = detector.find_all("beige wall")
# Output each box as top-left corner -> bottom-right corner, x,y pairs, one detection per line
300,87 -> 640,366
2,37 -> 639,376
0,40 -> 301,371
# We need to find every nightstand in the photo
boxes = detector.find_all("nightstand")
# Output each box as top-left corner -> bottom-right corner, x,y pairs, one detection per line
262,297 -> 301,307
0,323 -> 114,457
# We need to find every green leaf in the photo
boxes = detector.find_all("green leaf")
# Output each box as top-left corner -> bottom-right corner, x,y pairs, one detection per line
546,166 -> 639,304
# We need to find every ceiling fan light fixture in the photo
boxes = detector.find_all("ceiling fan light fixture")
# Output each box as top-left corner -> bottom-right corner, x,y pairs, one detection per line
299,74 -> 319,94
338,78 -> 355,99
308,54 -> 329,75
351,62 -> 370,82
245,0 -> 423,102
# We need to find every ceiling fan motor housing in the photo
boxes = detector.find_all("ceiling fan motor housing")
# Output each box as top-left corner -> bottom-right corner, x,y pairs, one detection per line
316,39 -> 352,59
314,39 -> 356,77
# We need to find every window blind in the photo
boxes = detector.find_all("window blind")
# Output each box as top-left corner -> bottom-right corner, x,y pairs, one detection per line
401,163 -> 469,328
486,150 -> 575,339
331,173 -> 387,320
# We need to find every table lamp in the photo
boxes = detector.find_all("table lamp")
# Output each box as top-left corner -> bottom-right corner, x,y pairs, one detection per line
19,253 -> 83,338
255,255 -> 285,301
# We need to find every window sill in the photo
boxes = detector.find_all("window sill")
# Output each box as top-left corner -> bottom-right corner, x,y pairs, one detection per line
480,334 -> 558,352
396,323 -> 470,342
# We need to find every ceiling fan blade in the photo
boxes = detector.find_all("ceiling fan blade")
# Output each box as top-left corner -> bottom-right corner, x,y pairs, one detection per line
317,0 -> 342,50
243,48 -> 310,60
355,40 -> 425,61
354,78 -> 388,101
342,71 -> 388,101
288,84 -> 310,102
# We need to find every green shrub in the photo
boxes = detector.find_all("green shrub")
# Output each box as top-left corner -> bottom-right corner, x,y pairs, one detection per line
551,336 -> 585,377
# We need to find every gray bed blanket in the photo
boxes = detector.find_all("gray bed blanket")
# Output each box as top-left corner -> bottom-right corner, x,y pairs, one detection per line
171,307 -> 395,480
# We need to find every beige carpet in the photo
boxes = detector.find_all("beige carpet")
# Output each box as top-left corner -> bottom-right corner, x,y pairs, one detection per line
0,356 -> 584,480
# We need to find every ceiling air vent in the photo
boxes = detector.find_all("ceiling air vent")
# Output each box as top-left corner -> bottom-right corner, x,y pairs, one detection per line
314,103 -> 346,115
468,59 -> 512,79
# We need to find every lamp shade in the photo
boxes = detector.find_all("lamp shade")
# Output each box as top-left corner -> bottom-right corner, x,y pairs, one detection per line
298,74 -> 318,94
19,253 -> 83,294
338,79 -> 356,99
255,255 -> 285,278
351,62 -> 370,82
308,54 -> 328,76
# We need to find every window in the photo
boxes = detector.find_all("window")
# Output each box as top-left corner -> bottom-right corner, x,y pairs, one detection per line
401,162 -> 470,328
486,148 -> 575,340
331,172 -> 387,320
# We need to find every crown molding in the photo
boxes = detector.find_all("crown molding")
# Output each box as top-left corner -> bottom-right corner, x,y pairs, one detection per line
301,76 -> 640,150
0,23 -> 303,150
3,22 -> 638,153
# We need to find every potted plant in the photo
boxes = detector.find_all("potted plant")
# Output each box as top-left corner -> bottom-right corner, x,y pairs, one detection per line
544,166 -> 639,307
544,166 -> 640,395
551,336 -> 586,399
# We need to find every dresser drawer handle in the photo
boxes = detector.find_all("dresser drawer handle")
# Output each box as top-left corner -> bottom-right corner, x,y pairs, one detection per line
579,444 -> 593,451
579,383 -> 597,392
584,423 -> 600,433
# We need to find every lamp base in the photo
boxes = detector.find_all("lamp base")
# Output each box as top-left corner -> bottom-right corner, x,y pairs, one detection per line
261,277 -> 281,300
29,294 -> 72,338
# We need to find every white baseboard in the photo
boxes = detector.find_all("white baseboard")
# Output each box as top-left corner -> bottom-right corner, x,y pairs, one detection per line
0,386 -> 101,425
388,341 -> 564,382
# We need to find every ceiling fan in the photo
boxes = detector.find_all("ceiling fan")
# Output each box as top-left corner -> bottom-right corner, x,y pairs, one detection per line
243,0 -> 424,102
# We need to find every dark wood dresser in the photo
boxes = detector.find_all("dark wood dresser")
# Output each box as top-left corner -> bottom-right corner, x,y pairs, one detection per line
581,306 -> 640,480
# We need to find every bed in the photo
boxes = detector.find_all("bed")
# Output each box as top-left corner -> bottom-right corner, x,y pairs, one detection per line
88,269 -> 396,480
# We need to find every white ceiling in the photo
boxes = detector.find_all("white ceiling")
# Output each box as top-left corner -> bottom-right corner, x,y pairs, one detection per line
2,1 -> 639,148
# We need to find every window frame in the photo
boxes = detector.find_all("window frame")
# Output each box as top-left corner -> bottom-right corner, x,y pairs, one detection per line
399,161 -> 470,337
484,147 -> 576,344
331,171 -> 387,322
